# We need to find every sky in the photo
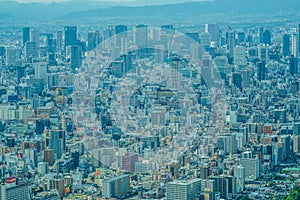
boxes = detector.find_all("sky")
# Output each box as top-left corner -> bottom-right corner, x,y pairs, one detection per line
2,0 -> 206,3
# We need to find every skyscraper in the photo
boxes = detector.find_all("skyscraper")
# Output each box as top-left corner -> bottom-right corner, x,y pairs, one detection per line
205,23 -> 219,45
87,31 -> 101,51
262,30 -> 271,45
115,25 -> 127,48
22,27 -> 30,46
64,26 -> 77,48
135,24 -> 148,55
66,45 -> 82,71
290,55 -> 298,75
291,33 -> 299,57
49,130 -> 66,159
282,34 -> 290,57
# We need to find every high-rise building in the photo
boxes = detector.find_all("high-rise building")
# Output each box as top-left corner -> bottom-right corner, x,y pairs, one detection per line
87,31 -> 101,51
240,157 -> 260,180
298,24 -> 300,54
257,61 -> 266,81
262,30 -> 271,45
121,153 -> 138,173
24,148 -> 38,167
232,72 -> 243,91
258,45 -> 269,62
291,33 -> 299,57
23,27 -> 30,46
135,24 -> 148,54
25,41 -> 38,59
64,26 -> 77,48
5,47 -> 21,66
30,29 -> 39,45
102,174 -> 130,199
289,55 -> 298,75
56,31 -> 63,51
43,149 -> 55,166
282,34 -> 290,57
34,62 -> 48,84
0,183 -> 30,200
166,179 -> 202,200
205,23 -> 219,45
234,46 -> 246,66
115,25 -> 127,48
49,130 -> 66,159
49,178 -> 64,199
66,45 -> 82,71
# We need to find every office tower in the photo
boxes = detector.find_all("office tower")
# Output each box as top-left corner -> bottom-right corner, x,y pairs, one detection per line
209,175 -> 235,199
36,118 -> 50,135
217,134 -> 237,154
25,41 -> 38,59
258,45 -> 269,62
227,32 -> 235,58
262,30 -> 271,45
282,34 -> 290,57
205,23 -> 219,45
293,123 -> 300,135
24,148 -> 38,167
241,70 -> 251,88
0,183 -> 30,200
5,47 -> 21,66
64,26 -> 77,48
43,149 -> 55,166
115,25 -> 127,48
38,162 -> 49,176
66,45 -> 82,71
49,178 -> 64,199
23,27 -> 30,46
166,179 -> 202,200
299,24 -> 300,54
289,55 -> 298,75
102,174 -> 130,199
71,151 -> 80,169
234,165 -> 245,193
257,61 -> 266,81
258,27 -> 264,43
122,54 -> 133,73
200,31 -> 211,47
293,135 -> 300,153
232,72 -> 243,91
291,33 -> 299,57
56,31 -> 63,51
135,24 -> 148,54
30,29 -> 39,45
87,31 -> 101,51
234,46 -> 246,66
170,57 -> 182,90
273,109 -> 287,123
111,60 -> 124,78
121,153 -> 138,173
34,62 -> 48,84
236,32 -> 245,45
240,157 -> 260,180
201,53 -> 213,87
280,135 -> 291,160
49,130 -> 66,159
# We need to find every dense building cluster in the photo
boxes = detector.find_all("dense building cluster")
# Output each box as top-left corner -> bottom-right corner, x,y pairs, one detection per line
0,21 -> 300,200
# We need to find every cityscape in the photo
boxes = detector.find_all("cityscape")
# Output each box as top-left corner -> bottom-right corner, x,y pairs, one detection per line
0,0 -> 300,199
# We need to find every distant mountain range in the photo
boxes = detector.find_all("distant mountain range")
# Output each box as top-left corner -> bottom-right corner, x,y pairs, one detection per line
0,0 -> 299,20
